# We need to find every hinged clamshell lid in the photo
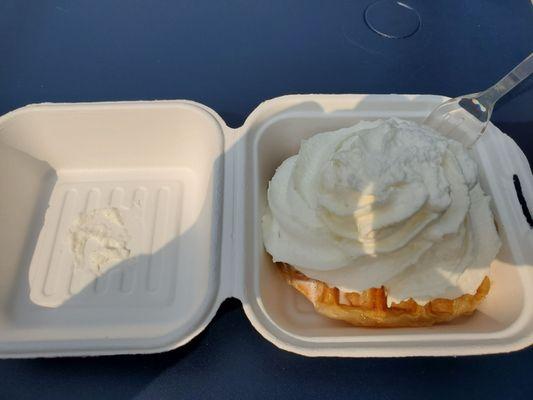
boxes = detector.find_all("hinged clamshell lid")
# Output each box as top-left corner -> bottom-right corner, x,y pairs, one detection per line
1,95 -> 532,358
0,100 -> 231,357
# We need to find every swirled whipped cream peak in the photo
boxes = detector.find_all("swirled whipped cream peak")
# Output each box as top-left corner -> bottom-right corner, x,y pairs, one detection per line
262,118 -> 501,305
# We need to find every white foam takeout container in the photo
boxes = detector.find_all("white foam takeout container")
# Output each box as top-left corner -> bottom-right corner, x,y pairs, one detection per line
0,94 -> 532,358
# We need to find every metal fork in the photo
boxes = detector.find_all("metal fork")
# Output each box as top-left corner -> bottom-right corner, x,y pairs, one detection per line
424,53 -> 533,147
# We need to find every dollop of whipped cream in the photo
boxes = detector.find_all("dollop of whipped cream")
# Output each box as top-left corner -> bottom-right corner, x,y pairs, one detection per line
262,118 -> 501,305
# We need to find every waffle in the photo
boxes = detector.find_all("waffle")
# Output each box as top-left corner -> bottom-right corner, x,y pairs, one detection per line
279,263 -> 490,327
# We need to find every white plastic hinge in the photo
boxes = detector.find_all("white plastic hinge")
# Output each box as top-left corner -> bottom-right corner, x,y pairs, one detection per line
218,126 -> 247,302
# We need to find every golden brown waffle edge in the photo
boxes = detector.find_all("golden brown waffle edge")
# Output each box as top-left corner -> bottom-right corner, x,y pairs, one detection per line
279,263 -> 490,327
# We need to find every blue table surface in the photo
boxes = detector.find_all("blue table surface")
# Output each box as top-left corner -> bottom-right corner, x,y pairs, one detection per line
1,1 -> 532,399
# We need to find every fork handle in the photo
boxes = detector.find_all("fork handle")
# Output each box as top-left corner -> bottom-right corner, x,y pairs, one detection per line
478,52 -> 533,106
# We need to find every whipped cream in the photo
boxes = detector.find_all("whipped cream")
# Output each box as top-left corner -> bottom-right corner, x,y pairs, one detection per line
69,207 -> 135,276
262,118 -> 501,305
